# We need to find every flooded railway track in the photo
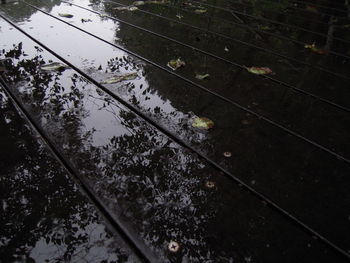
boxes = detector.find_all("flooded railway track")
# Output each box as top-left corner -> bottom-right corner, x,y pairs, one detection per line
1,0 -> 350,262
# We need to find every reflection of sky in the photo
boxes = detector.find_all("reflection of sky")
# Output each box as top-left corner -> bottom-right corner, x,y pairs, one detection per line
6,1 -> 192,135
0,19 -> 131,146
17,10 -> 122,67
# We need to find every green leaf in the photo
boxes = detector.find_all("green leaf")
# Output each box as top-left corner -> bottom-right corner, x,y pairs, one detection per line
133,1 -> 145,6
194,9 -> 207,14
147,0 -> 170,4
259,25 -> 271,30
195,73 -> 210,80
192,117 -> 214,130
100,72 -> 138,84
167,58 -> 185,71
246,66 -> 273,75
305,5 -> 318,13
58,13 -> 74,18
304,43 -> 327,54
114,6 -> 138,11
40,62 -> 70,71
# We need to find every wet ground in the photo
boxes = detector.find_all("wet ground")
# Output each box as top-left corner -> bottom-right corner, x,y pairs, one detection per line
0,0 -> 350,262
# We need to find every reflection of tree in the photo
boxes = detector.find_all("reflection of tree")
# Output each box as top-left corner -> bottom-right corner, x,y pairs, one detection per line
72,106 -> 221,261
0,44 -> 135,263
0,0 -> 61,22
1,40 -> 227,261
2,25 -> 343,262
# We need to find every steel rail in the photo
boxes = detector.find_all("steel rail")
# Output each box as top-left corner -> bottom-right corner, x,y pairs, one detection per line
0,78 -> 155,263
104,0 -> 350,82
209,0 -> 349,19
57,1 -> 350,114
1,13 -> 350,261
190,0 -> 344,26
247,0 -> 347,13
20,1 -> 350,157
170,0 -> 350,45
106,0 -> 350,47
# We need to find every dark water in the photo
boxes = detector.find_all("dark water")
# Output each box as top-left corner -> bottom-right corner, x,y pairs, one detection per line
1,0 -> 350,262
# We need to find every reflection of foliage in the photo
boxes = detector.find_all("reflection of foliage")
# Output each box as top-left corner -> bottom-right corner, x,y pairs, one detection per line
0,44 -> 134,263
1,40 -> 221,260
81,108 -> 219,261
0,0 -> 62,22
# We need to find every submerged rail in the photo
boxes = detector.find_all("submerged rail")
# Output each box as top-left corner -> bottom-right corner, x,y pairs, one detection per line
161,0 -> 350,45
1,12 -> 350,261
103,0 -> 350,81
20,1 -> 350,158
0,78 -> 156,263
195,0 -> 349,20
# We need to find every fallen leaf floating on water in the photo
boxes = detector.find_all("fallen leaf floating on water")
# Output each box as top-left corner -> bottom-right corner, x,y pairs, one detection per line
114,6 -> 138,11
304,43 -> 328,54
195,73 -> 210,80
81,18 -> 92,23
305,5 -> 318,13
259,25 -> 271,30
133,1 -> 145,6
192,117 -> 214,130
246,66 -> 273,75
58,13 -> 74,18
167,58 -> 185,70
100,72 -> 138,84
40,62 -> 70,71
194,9 -> 207,14
147,0 -> 170,4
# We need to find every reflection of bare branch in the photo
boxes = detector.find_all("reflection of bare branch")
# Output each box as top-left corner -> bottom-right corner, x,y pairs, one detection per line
87,94 -> 134,135
229,11 -> 263,40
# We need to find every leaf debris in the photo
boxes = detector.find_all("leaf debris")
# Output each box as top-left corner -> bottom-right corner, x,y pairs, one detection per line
58,13 -> 74,18
114,6 -> 139,11
167,58 -> 185,71
192,117 -> 214,130
40,62 -> 70,72
133,1 -> 145,5
194,9 -> 207,14
195,73 -> 210,80
246,66 -> 273,75
304,43 -> 328,54
100,72 -> 138,84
